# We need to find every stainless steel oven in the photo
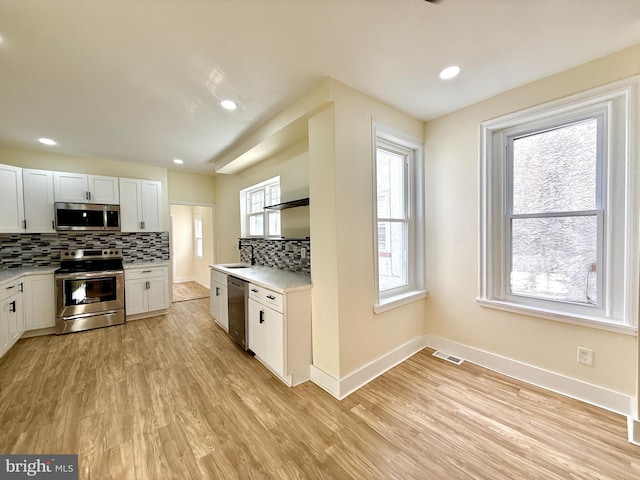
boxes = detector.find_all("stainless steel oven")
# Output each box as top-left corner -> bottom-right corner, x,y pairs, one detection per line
55,249 -> 125,334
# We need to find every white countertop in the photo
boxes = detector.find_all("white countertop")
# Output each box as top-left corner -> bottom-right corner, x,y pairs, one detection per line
0,266 -> 58,284
123,260 -> 170,269
210,264 -> 311,293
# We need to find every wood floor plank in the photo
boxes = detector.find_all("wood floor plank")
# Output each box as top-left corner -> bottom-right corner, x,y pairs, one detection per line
1,297 -> 638,479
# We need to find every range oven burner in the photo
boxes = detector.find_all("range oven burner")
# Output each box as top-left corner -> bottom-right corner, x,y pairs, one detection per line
54,249 -> 125,334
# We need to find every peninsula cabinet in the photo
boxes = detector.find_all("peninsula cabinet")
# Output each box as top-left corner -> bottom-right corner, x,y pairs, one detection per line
53,172 -> 119,204
119,178 -> 163,232
210,269 -> 229,331
247,283 -> 311,386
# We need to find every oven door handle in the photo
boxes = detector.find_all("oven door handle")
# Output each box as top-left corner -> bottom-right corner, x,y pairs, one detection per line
55,270 -> 124,280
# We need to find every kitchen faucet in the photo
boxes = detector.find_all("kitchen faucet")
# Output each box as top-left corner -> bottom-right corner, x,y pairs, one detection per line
238,240 -> 255,265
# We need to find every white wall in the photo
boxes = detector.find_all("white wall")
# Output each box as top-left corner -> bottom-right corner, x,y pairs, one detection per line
170,204 -> 214,287
423,44 -> 640,398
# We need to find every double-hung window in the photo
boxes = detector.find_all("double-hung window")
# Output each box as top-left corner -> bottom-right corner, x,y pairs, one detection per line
194,214 -> 203,258
373,123 -> 425,312
241,177 -> 281,237
479,78 -> 639,332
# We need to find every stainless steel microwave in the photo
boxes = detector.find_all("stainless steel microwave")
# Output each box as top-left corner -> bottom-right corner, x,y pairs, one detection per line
54,202 -> 121,231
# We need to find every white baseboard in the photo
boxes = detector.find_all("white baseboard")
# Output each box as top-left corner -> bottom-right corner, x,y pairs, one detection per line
424,334 -> 633,416
174,276 -> 196,283
310,335 -> 427,400
627,417 -> 640,446
194,278 -> 210,289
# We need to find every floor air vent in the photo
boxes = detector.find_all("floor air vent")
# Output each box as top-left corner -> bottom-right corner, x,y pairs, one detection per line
432,350 -> 464,365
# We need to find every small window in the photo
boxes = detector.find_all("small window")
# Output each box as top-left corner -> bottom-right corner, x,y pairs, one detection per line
194,214 -> 203,258
240,177 -> 281,238
373,123 -> 425,312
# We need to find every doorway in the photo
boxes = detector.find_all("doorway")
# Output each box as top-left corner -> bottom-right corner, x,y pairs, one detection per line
170,204 -> 215,302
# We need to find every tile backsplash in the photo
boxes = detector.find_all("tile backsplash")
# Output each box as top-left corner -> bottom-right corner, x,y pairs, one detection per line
0,232 -> 170,269
239,237 -> 310,274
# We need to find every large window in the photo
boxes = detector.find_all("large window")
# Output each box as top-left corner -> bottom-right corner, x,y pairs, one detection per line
373,123 -> 425,312
240,177 -> 281,238
479,78 -> 639,331
194,214 -> 203,258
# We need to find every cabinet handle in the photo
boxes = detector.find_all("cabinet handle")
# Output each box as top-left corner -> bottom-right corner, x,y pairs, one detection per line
251,288 -> 259,293
5,285 -> 15,290
259,310 -> 265,324
9,300 -> 15,313
142,270 -> 152,273
146,281 -> 150,289
266,295 -> 276,300
23,219 -> 27,229
52,220 -> 55,229
216,287 -> 220,296
19,283 -> 23,293
141,221 -> 145,229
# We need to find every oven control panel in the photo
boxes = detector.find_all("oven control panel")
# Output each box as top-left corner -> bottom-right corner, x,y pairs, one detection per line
59,249 -> 122,260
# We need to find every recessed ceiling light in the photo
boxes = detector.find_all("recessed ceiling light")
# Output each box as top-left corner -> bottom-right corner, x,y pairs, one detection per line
220,99 -> 237,111
439,65 -> 461,80
38,138 -> 57,146
173,159 -> 184,165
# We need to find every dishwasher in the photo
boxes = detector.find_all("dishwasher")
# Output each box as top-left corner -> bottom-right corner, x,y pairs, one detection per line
227,275 -> 249,350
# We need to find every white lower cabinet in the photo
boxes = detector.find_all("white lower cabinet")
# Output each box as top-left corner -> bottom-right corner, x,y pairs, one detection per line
247,282 -> 310,386
0,279 -> 24,358
209,269 -> 228,331
125,265 -> 170,319
22,274 -> 55,330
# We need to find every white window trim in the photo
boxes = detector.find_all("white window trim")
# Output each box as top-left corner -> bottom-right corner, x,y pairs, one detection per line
372,121 -> 426,313
194,213 -> 203,259
478,76 -> 640,333
239,176 -> 281,238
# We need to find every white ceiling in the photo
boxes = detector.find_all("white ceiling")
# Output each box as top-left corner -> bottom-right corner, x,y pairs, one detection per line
1,0 -> 639,174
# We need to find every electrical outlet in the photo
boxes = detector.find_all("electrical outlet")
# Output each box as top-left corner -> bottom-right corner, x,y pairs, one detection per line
577,347 -> 593,366
301,248 -> 306,259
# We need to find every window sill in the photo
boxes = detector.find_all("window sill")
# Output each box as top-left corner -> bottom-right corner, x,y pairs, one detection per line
476,297 -> 637,336
374,290 -> 427,314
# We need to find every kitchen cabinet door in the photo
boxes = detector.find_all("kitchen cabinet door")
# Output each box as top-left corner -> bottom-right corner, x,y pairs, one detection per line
0,164 -> 25,234
248,298 -> 266,358
7,289 -> 24,344
210,280 -> 228,331
125,278 -> 148,315
140,180 -> 163,231
119,178 -> 163,232
53,171 -> 89,203
87,175 -> 119,204
22,169 -> 55,233
147,276 -> 169,312
23,274 -> 55,330
248,298 -> 284,376
0,296 -> 11,357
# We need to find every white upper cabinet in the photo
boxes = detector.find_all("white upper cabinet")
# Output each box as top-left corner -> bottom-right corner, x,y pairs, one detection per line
119,178 -> 163,232
0,164 -> 25,234
22,169 -> 55,233
53,172 -> 119,204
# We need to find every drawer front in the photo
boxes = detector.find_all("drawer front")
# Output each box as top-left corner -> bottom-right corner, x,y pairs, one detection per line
248,284 -> 284,313
125,266 -> 168,280
0,281 -> 20,302
210,269 -> 227,285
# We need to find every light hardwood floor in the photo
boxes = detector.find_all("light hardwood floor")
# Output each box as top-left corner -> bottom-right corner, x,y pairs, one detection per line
173,281 -> 210,302
0,299 -> 638,479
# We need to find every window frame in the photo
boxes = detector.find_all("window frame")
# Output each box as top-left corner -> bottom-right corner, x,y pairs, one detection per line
372,122 -> 426,313
194,213 -> 203,259
240,177 -> 281,238
478,77 -> 639,334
